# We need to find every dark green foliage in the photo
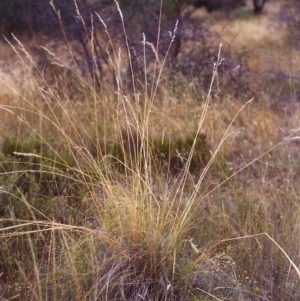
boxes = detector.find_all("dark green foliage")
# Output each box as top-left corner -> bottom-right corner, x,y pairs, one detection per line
0,131 -> 207,227
150,133 -> 210,174
88,131 -> 210,174
235,7 -> 254,19
0,136 -> 88,286
0,135 -> 83,220
2,134 -> 44,157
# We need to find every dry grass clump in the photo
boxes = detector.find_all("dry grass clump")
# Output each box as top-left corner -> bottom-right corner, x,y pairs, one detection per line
0,14 -> 206,300
1,2 -> 300,301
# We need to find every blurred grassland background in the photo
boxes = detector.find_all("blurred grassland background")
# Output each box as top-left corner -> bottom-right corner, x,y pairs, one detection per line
1,0 -> 300,300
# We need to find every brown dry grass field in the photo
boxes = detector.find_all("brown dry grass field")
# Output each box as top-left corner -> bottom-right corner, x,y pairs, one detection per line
0,1 -> 300,300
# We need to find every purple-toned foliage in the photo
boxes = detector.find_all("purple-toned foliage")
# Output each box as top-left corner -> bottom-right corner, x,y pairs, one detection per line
0,0 -> 252,96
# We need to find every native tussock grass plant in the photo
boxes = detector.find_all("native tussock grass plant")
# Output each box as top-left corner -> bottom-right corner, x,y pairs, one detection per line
0,4 -> 204,300
1,2 -> 300,301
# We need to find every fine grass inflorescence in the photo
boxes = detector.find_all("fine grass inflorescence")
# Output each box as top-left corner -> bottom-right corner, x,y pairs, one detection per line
1,1 -> 300,301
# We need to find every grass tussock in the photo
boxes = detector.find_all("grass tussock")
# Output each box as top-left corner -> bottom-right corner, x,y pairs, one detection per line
1,2 -> 300,301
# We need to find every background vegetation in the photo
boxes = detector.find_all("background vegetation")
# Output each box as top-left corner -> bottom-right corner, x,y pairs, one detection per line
1,0 -> 300,300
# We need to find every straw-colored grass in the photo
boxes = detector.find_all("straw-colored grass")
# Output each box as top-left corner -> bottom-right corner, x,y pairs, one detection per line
1,1 -> 300,301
